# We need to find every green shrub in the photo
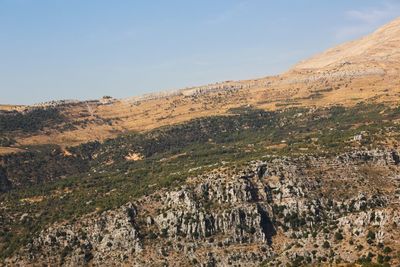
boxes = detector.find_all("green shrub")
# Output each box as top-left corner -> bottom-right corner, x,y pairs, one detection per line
322,241 -> 330,249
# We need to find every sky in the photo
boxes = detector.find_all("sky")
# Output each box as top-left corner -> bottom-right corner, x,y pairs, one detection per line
0,0 -> 400,104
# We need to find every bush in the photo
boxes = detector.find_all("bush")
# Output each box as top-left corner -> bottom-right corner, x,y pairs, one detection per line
377,254 -> 384,264
147,232 -> 157,239
367,230 -> 376,240
322,241 -> 330,249
334,232 -> 344,241
160,228 -> 168,238
383,247 -> 392,254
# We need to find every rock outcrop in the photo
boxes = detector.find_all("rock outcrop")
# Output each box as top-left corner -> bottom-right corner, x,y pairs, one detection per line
7,149 -> 400,266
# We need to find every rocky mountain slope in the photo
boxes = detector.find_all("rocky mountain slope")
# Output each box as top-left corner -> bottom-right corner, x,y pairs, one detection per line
6,149 -> 400,266
1,18 -> 400,151
2,102 -> 400,266
1,17 -> 400,267
292,17 -> 400,70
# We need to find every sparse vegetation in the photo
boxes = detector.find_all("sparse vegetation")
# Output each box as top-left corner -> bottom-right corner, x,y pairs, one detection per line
1,103 -> 400,261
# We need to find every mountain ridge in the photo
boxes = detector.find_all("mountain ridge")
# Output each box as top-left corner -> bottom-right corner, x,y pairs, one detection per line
1,17 -> 400,267
292,17 -> 400,70
0,18 -> 399,152
3,17 -> 400,108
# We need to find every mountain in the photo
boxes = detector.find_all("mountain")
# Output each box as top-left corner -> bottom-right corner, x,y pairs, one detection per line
2,19 -> 400,152
293,17 -> 400,70
1,17 -> 400,267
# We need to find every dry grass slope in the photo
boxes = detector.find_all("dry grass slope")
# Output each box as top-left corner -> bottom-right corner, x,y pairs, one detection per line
1,17 -> 400,152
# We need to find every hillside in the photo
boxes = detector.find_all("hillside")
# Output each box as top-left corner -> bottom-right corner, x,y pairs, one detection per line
1,18 -> 400,152
292,17 -> 400,70
1,17 -> 400,267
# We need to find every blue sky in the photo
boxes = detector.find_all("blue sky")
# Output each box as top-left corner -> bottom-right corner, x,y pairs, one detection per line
0,0 -> 399,104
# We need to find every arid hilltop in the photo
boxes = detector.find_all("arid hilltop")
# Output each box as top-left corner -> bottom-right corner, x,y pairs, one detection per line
1,18 -> 400,152
293,17 -> 400,70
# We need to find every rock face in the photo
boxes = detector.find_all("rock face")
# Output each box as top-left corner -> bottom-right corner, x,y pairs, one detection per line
7,149 -> 400,266
10,203 -> 142,266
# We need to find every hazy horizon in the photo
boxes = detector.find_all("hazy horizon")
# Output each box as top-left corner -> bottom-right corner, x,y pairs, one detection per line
1,0 -> 400,105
